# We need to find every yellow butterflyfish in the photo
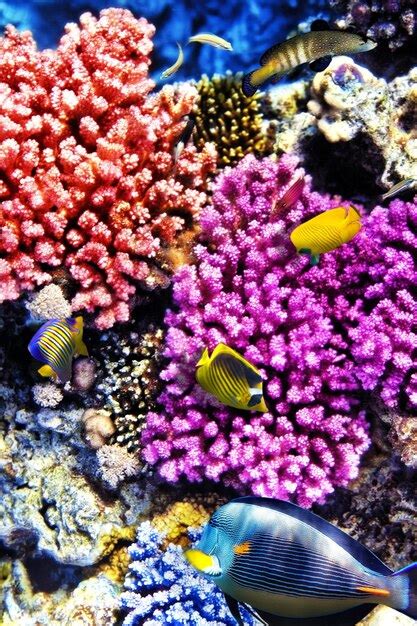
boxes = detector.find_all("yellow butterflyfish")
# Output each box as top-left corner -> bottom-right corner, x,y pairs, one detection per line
290,205 -> 362,265
195,343 -> 267,412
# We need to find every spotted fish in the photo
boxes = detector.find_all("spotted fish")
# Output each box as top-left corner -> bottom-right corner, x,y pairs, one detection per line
185,497 -> 417,625
28,316 -> 88,383
242,22 -> 376,97
290,205 -> 362,265
195,343 -> 267,412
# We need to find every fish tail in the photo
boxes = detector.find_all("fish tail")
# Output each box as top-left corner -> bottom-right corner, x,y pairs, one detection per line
242,71 -> 259,96
392,562 -> 417,618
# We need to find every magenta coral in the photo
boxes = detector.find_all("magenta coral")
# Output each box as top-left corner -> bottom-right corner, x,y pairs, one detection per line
142,154 -> 370,507
0,9 -> 216,328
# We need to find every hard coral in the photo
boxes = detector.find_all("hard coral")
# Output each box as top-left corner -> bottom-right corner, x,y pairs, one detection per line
142,154 -> 370,508
330,0 -> 417,50
0,8 -> 216,328
120,522 -> 257,625
194,72 -> 268,168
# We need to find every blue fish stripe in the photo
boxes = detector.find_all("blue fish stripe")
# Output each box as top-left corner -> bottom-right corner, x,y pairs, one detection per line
30,320 -> 75,380
228,534 -> 375,598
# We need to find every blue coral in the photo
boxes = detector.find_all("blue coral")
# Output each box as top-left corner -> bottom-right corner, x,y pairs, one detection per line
120,522 -> 256,625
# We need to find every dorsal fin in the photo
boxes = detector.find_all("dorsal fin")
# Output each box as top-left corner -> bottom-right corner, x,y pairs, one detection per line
311,19 -> 331,31
259,41 -> 285,66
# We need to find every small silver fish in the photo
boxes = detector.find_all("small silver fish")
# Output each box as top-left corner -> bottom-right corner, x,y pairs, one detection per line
242,23 -> 376,96
381,178 -> 417,201
161,43 -> 184,79
188,33 -> 233,51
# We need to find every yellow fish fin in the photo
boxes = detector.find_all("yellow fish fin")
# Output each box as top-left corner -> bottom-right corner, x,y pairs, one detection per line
234,541 -> 252,555
73,316 -> 88,356
196,347 -> 211,368
356,586 -> 390,598
184,549 -> 222,575
38,364 -> 56,379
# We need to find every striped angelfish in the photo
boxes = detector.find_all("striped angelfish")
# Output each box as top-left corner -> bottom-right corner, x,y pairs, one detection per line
290,205 -> 362,265
195,343 -> 267,412
242,21 -> 377,97
185,497 -> 417,625
28,316 -> 88,383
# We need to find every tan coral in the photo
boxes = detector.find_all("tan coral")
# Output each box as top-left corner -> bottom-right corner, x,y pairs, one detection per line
152,493 -> 227,548
194,71 -> 268,167
82,408 -> 115,449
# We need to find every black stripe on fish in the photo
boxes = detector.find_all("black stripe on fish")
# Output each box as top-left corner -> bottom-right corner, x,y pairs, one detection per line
229,497 -> 392,575
242,71 -> 258,97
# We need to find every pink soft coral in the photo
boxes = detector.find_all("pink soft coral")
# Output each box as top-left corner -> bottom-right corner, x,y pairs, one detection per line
0,9 -> 216,327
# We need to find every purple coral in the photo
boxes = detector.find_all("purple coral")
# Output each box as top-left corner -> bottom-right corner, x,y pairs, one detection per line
330,0 -> 416,50
142,154 -> 370,508
120,522 -> 256,625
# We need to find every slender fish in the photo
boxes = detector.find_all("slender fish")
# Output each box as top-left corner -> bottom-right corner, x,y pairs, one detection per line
195,343 -> 267,412
160,43 -> 184,79
242,22 -> 376,97
28,316 -> 88,383
271,175 -> 304,217
290,205 -> 362,265
381,178 -> 416,201
185,496 -> 417,625
188,33 -> 233,51
172,114 -> 195,171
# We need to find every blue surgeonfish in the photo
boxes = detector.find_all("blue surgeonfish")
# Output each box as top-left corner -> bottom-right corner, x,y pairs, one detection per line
185,497 -> 417,625
195,343 -> 267,412
242,21 -> 377,97
28,316 -> 88,383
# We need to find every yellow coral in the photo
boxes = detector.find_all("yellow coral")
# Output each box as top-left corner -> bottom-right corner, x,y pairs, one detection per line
99,546 -> 131,583
194,72 -> 268,167
152,493 -> 227,548
97,525 -> 136,559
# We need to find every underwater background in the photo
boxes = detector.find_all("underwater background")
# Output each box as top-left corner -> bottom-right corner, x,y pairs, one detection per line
0,0 -> 416,624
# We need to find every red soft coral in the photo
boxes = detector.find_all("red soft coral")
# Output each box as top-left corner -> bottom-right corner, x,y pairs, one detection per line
0,9 -> 216,327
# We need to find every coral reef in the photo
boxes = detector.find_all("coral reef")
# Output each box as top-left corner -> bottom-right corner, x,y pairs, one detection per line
91,320 -> 164,452
194,72 -> 268,168
32,382 -> 64,408
330,0 -> 417,51
0,8 -> 216,328
96,444 -> 142,489
82,408 -> 115,449
269,58 -> 417,192
142,153 -> 370,507
120,521 -> 257,625
151,492 -> 227,548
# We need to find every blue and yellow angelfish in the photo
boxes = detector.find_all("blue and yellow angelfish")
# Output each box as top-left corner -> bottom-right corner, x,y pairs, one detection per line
185,497 -> 417,625
196,343 -> 267,412
28,316 -> 88,383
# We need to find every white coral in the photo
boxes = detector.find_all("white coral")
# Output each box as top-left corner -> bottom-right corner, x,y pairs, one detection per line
96,444 -> 140,489
26,284 -> 72,320
32,382 -> 63,408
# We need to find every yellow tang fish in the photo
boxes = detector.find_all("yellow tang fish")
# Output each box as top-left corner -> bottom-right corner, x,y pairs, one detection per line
290,206 -> 362,265
196,343 -> 267,412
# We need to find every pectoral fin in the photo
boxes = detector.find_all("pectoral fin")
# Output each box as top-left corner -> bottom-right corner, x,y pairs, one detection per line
224,594 -> 244,626
38,365 -> 56,379
309,56 -> 332,72
76,340 -> 89,357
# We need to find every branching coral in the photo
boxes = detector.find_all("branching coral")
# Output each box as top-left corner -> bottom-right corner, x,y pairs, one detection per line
142,154 -> 370,508
194,72 -> 268,168
96,444 -> 142,489
0,8 -> 216,328
120,522 -> 256,625
330,0 -> 417,50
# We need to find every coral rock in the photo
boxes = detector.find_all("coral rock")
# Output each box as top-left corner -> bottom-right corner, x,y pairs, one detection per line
82,408 -> 115,449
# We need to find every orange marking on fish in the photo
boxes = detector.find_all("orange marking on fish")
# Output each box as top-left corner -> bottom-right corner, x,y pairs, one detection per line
234,541 -> 252,555
356,586 -> 390,597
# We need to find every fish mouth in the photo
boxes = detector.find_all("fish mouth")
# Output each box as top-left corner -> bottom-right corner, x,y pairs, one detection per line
361,37 -> 377,51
